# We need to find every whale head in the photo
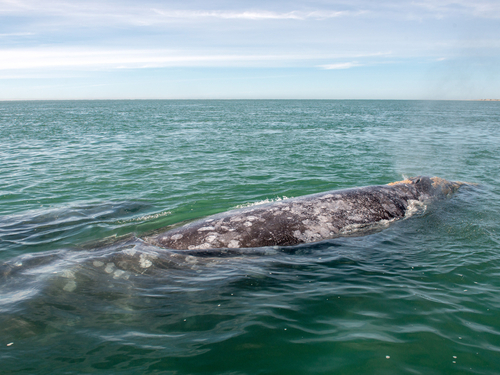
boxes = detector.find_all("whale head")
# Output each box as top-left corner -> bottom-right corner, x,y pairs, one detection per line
389,176 -> 469,199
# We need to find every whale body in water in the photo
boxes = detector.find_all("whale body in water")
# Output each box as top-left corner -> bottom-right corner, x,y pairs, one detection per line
144,176 -> 466,251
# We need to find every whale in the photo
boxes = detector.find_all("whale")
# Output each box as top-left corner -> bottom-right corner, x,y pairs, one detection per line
144,176 -> 467,251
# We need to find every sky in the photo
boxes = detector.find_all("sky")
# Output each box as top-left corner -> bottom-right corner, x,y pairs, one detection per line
1,0 -> 499,100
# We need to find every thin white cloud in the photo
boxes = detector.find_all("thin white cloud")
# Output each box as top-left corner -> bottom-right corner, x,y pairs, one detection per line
0,48 -> 396,72
0,1 -> 357,23
0,47 -> 398,75
0,48 -> 246,70
0,48 -> 313,71
412,0 -> 500,19
0,32 -> 35,37
2,0 -> 499,21
151,9 -> 352,21
319,62 -> 362,70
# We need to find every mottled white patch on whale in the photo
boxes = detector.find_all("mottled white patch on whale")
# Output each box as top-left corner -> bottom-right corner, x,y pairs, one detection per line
61,269 -> 77,292
123,248 -> 137,256
198,226 -> 215,232
113,269 -> 126,279
104,263 -> 115,274
193,242 -> 212,250
62,270 -> 75,279
347,214 -> 364,221
205,235 -> 218,243
228,240 -> 240,248
139,254 -> 152,268
318,227 -> 331,237
63,280 -> 77,292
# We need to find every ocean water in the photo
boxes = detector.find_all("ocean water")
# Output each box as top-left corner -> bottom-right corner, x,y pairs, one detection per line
1,100 -> 499,374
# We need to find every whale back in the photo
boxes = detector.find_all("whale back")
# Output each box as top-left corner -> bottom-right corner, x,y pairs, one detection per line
144,176 -> 465,251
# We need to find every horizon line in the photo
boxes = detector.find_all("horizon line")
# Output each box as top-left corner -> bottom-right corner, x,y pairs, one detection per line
1,98 -> 498,102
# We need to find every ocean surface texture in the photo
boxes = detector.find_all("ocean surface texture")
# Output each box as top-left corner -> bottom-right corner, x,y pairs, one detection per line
1,100 -> 499,374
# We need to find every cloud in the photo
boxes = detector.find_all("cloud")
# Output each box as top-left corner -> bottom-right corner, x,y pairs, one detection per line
0,48 -> 398,72
0,1 -> 356,24
0,48 -> 241,70
411,0 -> 500,19
319,62 -> 362,70
0,32 -> 35,37
151,9 -> 352,21
0,48 -> 399,75
0,47 -> 315,71
2,0 -> 500,24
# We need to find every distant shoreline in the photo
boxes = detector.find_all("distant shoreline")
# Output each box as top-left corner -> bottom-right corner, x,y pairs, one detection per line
1,98 -> 499,102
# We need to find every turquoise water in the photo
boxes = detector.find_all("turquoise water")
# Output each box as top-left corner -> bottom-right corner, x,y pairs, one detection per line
1,100 -> 499,374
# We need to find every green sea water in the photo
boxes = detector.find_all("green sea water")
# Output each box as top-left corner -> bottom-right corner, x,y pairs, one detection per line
1,100 -> 499,374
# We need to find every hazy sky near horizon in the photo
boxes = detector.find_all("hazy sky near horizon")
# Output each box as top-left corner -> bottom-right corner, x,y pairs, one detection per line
1,0 -> 499,99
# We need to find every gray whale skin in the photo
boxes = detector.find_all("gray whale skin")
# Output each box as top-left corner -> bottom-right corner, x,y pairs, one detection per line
145,176 -> 466,251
